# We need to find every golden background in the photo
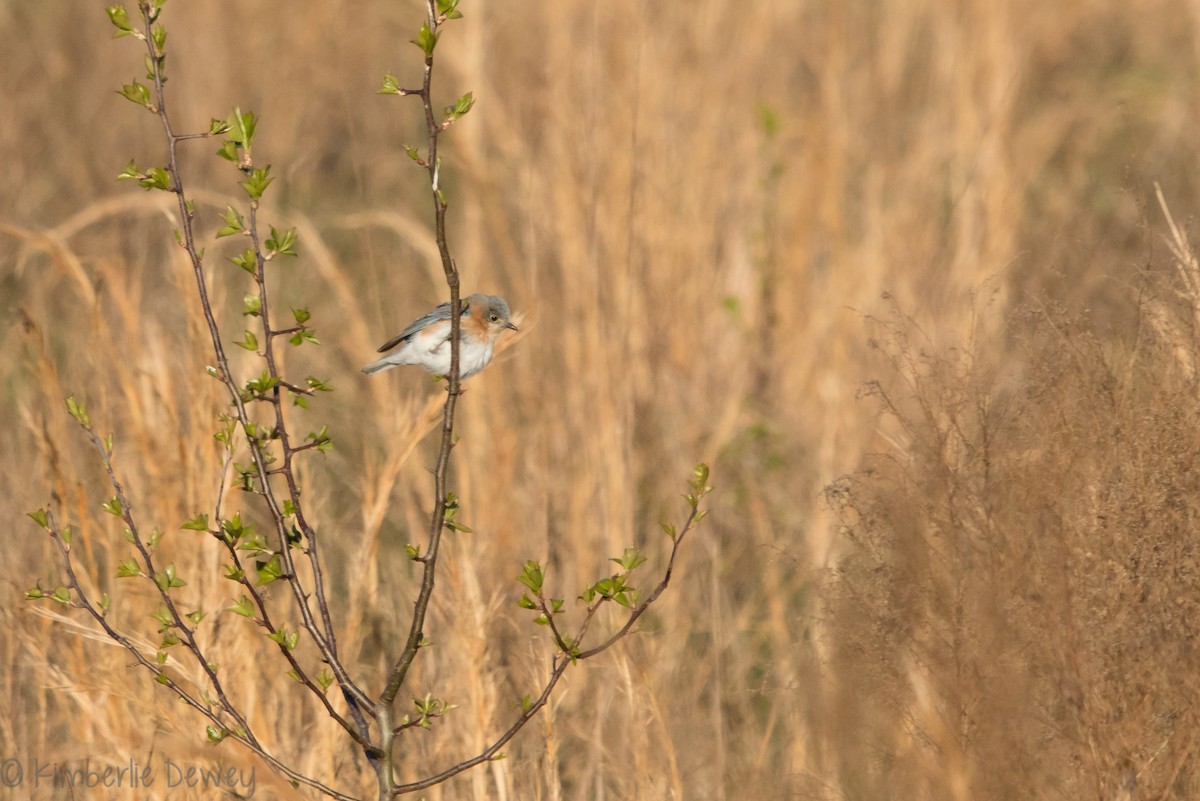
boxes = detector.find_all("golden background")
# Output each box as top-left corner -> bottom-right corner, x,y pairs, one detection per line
2,0 -> 1198,798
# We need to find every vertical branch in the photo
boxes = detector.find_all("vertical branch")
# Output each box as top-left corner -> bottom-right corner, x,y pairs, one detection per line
377,1 -> 465,794
380,1 -> 461,705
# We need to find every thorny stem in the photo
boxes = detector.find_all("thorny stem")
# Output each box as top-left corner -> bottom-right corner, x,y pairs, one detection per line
374,3 -> 464,795
130,0 -> 372,776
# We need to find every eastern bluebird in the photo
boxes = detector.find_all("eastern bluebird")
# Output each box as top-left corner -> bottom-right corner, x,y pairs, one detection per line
362,293 -> 518,378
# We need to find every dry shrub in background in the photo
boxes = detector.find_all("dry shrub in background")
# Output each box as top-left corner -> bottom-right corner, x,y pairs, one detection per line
825,225 -> 1200,799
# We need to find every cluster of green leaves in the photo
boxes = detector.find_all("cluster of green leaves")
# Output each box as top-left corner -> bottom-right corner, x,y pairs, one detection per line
442,492 -> 472,533
399,693 -> 458,732
512,464 -> 712,658
24,510 -> 78,607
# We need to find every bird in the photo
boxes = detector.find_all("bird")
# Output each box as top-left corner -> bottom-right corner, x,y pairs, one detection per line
362,293 -> 518,379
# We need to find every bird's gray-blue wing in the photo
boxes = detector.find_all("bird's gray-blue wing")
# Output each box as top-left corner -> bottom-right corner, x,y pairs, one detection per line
375,300 -> 469,353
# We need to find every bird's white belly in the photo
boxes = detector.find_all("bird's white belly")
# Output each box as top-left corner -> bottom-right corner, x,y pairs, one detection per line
424,338 -> 495,378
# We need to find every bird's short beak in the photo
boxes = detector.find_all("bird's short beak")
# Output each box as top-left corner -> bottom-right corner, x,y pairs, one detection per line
504,321 -> 519,332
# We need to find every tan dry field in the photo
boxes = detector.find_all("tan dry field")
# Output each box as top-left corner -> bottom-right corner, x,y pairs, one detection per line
3,1 -> 1200,799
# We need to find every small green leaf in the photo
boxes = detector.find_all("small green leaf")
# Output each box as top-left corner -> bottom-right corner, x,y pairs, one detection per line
239,166 -> 274,199
216,139 -> 239,162
150,23 -> 166,53
268,626 -> 299,651
379,73 -> 403,95
217,205 -> 245,238
206,726 -> 228,743
101,497 -> 123,517
236,330 -> 259,352
404,145 -> 422,162
242,294 -> 261,316
444,91 -> 475,122
221,513 -> 250,543
317,669 -> 334,690
411,24 -> 439,55
155,672 -> 170,685
51,587 -> 71,605
610,546 -> 647,572
117,558 -> 141,578
517,594 -> 536,610
290,329 -> 320,347
436,0 -> 463,19
614,590 -> 637,608
65,396 -> 90,427
291,307 -> 311,325
27,508 -> 49,529
25,587 -> 44,600
404,543 -> 420,560
245,370 -> 280,395
117,159 -> 141,181
105,5 -> 133,34
59,526 -> 72,545
533,614 -> 550,626
182,513 -> 210,532
228,596 -> 255,617
156,563 -> 186,590
516,561 -> 544,594
137,167 -> 170,191
231,527 -> 265,553
305,425 -> 332,452
148,528 -> 164,548
660,521 -> 677,540
282,499 -> 297,517
256,554 -> 283,585
118,79 -> 152,108
209,118 -> 231,136
223,563 -> 245,582
228,107 -> 258,148
265,225 -> 297,257
305,376 -> 333,392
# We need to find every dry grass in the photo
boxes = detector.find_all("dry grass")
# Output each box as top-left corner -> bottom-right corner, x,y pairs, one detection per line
3,0 -> 1200,799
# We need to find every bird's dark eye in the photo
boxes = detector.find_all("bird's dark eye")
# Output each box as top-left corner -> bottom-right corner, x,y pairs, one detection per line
490,314 -> 499,322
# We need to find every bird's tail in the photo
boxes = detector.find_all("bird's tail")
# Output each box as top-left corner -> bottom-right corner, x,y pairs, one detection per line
361,358 -> 394,374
